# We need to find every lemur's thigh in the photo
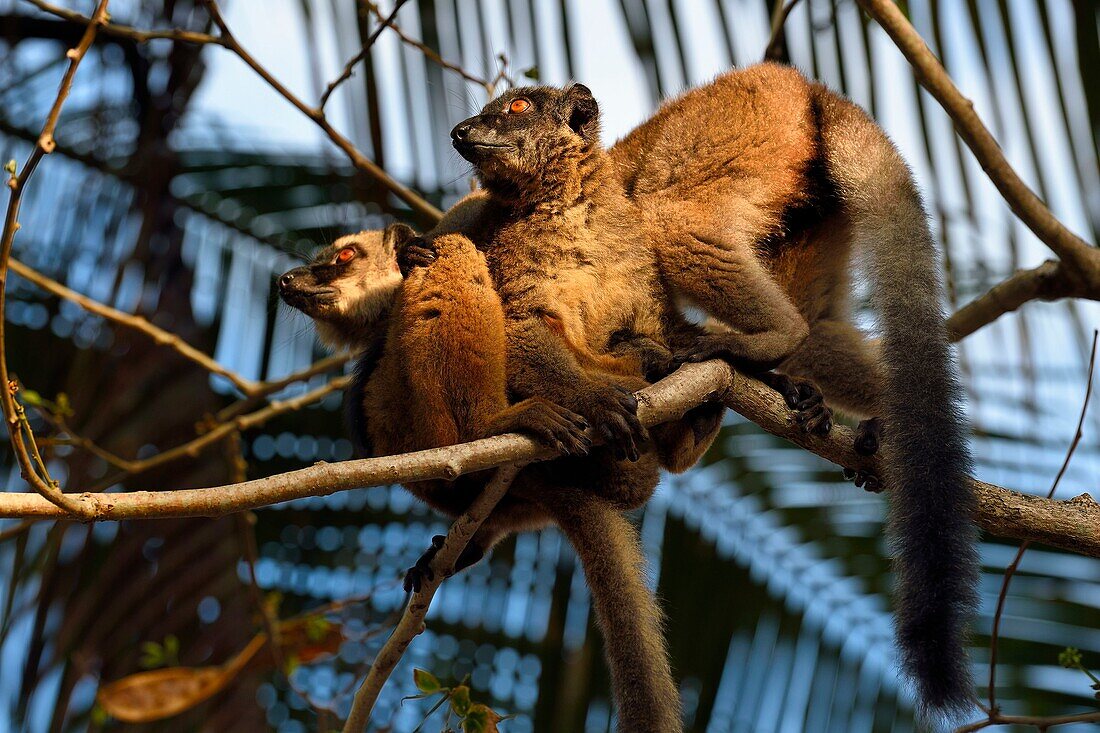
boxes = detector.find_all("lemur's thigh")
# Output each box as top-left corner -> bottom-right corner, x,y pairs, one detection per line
779,319 -> 883,418
652,201 -> 808,370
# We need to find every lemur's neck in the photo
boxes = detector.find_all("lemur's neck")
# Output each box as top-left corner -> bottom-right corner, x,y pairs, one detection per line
486,144 -> 620,216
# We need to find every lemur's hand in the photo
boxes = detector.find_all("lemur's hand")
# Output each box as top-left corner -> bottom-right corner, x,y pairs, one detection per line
396,236 -> 438,277
576,381 -> 649,462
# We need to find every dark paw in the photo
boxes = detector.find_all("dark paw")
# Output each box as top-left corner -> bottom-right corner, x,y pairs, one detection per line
854,417 -> 883,456
760,373 -> 833,436
581,383 -> 649,462
403,534 -> 445,593
842,467 -> 883,493
511,399 -> 592,456
396,237 -> 438,277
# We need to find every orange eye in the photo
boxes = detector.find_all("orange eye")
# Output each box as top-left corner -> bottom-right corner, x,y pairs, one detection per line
507,98 -> 531,114
335,247 -> 356,264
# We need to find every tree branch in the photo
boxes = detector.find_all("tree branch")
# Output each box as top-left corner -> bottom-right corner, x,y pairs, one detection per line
0,0 -> 111,518
855,0 -> 1100,282
946,260 -> 1092,341
318,0 -> 411,110
0,362 -> 1096,562
341,463 -> 523,732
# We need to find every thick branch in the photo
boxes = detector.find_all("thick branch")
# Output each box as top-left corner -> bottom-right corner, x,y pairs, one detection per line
856,0 -> 1100,281
0,362 -> 1096,560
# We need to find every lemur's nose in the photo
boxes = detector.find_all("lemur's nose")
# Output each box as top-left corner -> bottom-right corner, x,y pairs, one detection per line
451,123 -> 471,142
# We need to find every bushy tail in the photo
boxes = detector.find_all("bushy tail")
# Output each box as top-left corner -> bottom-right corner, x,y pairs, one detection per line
816,87 -> 979,720
549,491 -> 683,733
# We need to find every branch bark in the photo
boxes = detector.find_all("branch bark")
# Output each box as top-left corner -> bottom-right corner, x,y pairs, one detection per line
1,361 -> 1097,560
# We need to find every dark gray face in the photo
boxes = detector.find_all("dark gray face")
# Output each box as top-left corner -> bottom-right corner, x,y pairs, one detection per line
450,83 -> 600,186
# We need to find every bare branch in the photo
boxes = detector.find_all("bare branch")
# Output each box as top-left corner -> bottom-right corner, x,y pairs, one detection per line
946,260 -> 1092,341
318,0 -> 412,110
341,463 -> 523,732
984,332 -> 1097,718
23,0 -> 227,46
764,0 -> 804,61
0,362 -> 1096,563
10,259 -> 260,395
856,0 -> 1099,281
200,0 -> 441,222
0,0 -> 111,518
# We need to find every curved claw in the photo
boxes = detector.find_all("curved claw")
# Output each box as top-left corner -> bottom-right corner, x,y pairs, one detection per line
397,237 -> 438,277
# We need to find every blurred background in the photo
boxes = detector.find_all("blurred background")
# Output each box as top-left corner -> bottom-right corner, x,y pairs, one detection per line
1,0 -> 1100,731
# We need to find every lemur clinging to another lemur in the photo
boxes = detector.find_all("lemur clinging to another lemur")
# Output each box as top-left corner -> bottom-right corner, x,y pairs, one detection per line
437,63 -> 977,719
279,226 -> 722,733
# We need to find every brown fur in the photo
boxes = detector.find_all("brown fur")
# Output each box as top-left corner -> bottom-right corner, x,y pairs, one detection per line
450,64 -> 975,720
281,232 -> 683,732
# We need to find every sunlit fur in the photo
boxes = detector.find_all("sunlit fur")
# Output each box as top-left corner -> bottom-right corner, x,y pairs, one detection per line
279,229 -> 404,352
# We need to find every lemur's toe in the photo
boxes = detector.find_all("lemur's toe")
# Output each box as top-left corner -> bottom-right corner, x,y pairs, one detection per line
403,535 -> 446,593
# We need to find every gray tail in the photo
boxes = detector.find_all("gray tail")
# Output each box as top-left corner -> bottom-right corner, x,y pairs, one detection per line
816,87 -> 979,720
550,492 -> 683,733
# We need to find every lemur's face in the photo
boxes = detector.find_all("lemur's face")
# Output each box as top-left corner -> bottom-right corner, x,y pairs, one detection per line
277,224 -> 414,350
451,84 -> 601,188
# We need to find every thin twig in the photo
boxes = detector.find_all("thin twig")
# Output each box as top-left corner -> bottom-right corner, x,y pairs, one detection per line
362,1 -> 497,95
764,0 -> 805,61
0,0 -> 111,518
10,259 -> 260,395
200,0 -> 441,222
984,331 -> 1098,716
22,0 -> 227,46
341,463 -> 523,732
318,0 -> 412,110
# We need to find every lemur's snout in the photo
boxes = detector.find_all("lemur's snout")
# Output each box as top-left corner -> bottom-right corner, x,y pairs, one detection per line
278,267 -> 308,293
451,122 -> 471,142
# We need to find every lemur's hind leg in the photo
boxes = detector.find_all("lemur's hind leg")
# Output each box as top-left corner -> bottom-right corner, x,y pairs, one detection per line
648,200 -> 810,372
777,319 -> 886,452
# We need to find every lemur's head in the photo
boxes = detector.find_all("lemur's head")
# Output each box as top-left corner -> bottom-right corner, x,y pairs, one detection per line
451,83 -> 601,204
278,223 -> 415,350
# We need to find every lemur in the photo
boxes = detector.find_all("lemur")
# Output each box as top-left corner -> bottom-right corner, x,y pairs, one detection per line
279,228 -> 723,733
440,64 -> 976,719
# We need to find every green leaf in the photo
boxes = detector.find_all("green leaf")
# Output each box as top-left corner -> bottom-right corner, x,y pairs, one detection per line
450,684 -> 471,716
521,66 -> 539,81
305,615 -> 331,642
1060,647 -> 1084,669
413,668 -> 442,694
463,704 -> 501,733
3,160 -> 15,175
18,389 -> 42,407
90,704 -> 109,725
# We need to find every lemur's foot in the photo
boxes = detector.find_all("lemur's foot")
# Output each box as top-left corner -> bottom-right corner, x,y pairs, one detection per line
396,236 -> 438,276
854,417 -> 883,456
500,398 -> 592,456
842,467 -> 883,493
759,372 -> 833,436
403,535 -> 486,593
403,535 -> 445,593
687,401 -> 726,445
579,382 -> 649,462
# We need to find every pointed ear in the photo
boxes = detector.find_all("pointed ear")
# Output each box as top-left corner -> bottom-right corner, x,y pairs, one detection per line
563,83 -> 600,142
382,222 -> 417,254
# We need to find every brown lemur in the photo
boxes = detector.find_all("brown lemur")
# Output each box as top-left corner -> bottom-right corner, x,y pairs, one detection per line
440,64 -> 976,719
279,228 -> 720,733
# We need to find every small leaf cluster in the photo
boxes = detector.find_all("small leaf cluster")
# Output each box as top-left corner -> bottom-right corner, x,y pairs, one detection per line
405,668 -> 510,733
1059,647 -> 1100,700
139,634 -> 181,669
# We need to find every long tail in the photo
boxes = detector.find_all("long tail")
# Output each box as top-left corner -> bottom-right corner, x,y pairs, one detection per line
548,491 -> 682,733
816,86 -> 979,719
